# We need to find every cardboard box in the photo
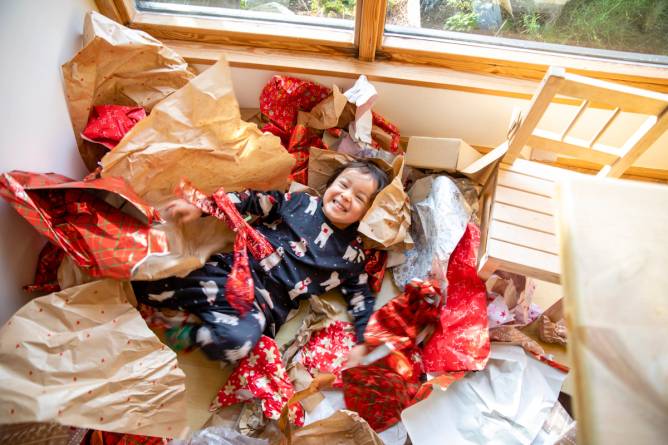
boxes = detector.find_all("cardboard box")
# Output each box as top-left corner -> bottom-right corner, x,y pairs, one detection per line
406,137 -> 482,171
405,137 -> 505,185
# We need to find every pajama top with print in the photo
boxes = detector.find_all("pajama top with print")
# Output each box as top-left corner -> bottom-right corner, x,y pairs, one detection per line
237,190 -> 375,342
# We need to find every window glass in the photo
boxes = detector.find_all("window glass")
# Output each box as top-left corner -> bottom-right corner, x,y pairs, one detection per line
135,0 -> 358,29
385,1 -> 668,62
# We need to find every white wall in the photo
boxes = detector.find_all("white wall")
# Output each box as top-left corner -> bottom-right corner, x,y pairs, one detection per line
226,66 -> 668,169
0,0 -> 95,324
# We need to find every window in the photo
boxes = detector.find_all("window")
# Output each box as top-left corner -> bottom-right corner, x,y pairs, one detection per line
385,0 -> 668,63
96,0 -> 668,92
135,0 -> 358,30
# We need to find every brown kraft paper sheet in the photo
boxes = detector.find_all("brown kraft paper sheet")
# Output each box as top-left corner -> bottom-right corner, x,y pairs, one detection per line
100,57 -> 295,208
307,147 -> 411,250
62,11 -> 195,171
0,280 -> 188,438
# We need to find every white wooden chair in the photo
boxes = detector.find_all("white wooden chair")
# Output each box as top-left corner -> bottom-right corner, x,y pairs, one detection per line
477,66 -> 668,283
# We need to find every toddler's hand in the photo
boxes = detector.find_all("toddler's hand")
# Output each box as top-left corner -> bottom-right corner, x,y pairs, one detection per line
164,198 -> 202,225
343,344 -> 368,369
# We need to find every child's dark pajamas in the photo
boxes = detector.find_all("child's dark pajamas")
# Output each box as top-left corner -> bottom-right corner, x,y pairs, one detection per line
132,191 -> 375,362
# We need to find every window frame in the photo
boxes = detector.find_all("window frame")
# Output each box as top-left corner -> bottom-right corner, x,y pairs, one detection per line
96,0 -> 668,93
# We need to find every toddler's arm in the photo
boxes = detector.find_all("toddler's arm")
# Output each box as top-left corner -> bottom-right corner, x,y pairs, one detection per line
229,190 -> 286,221
340,272 -> 376,344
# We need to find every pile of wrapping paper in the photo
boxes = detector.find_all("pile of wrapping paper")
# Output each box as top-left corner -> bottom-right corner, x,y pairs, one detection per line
0,10 -> 573,445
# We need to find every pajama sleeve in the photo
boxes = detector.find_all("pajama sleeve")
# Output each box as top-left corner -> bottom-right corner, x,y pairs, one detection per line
227,190 -> 286,221
340,271 -> 376,344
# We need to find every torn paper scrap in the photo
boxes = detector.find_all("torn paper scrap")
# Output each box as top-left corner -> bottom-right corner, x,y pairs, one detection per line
402,344 -> 567,445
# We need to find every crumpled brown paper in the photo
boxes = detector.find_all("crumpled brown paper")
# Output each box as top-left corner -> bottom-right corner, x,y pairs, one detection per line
62,11 -> 195,171
287,362 -> 325,413
489,325 -> 545,356
307,147 -> 412,250
297,86 -> 348,130
0,422 -> 87,445
101,57 -> 295,208
288,410 -> 383,445
538,316 -> 568,345
0,280 -> 188,438
281,296 -> 340,366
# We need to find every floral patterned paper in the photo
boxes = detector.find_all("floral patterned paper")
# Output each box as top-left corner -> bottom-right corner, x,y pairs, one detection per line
211,336 -> 305,426
300,321 -> 357,387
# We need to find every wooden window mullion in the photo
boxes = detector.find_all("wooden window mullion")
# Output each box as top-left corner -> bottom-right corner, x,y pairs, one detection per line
356,0 -> 387,62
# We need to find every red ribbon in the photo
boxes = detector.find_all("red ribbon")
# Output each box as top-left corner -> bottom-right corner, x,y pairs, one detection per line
179,180 -> 275,315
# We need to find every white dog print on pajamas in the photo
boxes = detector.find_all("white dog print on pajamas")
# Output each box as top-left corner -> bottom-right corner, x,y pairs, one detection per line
148,290 -> 175,303
196,326 -> 214,345
226,193 -> 241,204
350,292 -> 366,314
289,238 -> 308,257
252,311 -> 267,331
288,277 -> 312,300
260,247 -> 284,271
256,287 -> 275,309
211,311 -> 239,326
304,195 -> 319,216
357,273 -> 368,285
225,340 -> 253,363
314,223 -> 333,249
320,271 -> 341,292
342,245 -> 365,263
200,280 -> 219,305
256,193 -> 276,217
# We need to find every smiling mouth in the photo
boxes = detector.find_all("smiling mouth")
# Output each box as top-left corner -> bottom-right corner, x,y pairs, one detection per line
333,200 -> 346,212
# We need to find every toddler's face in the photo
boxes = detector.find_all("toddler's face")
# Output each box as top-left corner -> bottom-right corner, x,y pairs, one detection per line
323,168 -> 378,229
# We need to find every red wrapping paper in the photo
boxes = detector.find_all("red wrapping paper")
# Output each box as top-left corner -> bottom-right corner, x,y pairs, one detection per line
178,179 -> 275,315
0,171 -> 167,279
81,105 -> 146,150
409,371 -> 467,406
23,242 -> 64,293
285,124 -> 327,184
259,75 -> 331,133
372,111 -> 401,153
300,321 -> 356,387
421,223 -> 491,372
342,365 -> 412,432
83,430 -> 167,445
259,75 -> 401,186
211,336 -> 305,426
223,230 -> 255,315
364,279 -> 443,352
363,249 -> 387,293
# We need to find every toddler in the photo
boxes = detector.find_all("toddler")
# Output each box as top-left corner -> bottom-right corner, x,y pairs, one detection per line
132,160 -> 388,364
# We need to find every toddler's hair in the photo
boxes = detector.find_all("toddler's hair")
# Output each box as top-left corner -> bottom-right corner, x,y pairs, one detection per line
326,160 -> 390,196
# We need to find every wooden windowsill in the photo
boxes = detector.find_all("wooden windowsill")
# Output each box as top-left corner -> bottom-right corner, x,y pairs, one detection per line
167,39 -> 547,100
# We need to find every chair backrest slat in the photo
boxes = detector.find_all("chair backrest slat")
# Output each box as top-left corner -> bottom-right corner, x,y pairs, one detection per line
560,100 -> 589,141
504,67 -> 668,178
588,107 -> 621,148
